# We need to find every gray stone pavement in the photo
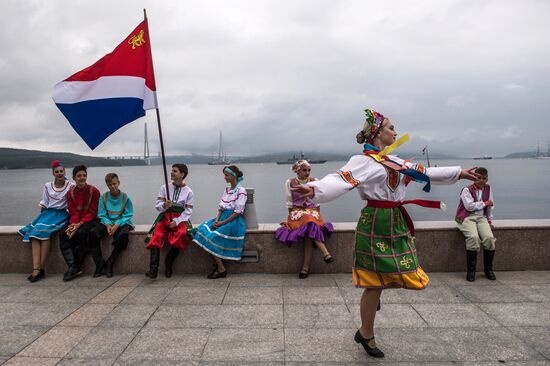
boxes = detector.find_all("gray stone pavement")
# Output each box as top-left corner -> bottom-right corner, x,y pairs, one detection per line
0,271 -> 549,365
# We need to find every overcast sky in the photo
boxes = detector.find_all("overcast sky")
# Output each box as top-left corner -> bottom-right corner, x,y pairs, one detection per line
1,0 -> 549,158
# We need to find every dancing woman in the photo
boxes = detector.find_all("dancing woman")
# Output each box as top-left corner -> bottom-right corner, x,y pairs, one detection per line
294,109 -> 479,357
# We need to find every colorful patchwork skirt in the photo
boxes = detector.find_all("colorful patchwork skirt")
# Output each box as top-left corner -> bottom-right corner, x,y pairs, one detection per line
193,210 -> 246,260
274,208 -> 333,245
18,208 -> 69,242
353,206 -> 429,290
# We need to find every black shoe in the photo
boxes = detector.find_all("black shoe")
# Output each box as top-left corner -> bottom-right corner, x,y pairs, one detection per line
145,248 -> 160,279
466,250 -> 477,282
324,255 -> 334,264
207,270 -> 227,279
105,260 -> 114,278
93,261 -> 105,278
63,266 -> 82,282
165,247 -> 179,278
298,269 -> 309,279
354,330 -> 384,358
483,249 -> 496,280
27,269 -> 43,283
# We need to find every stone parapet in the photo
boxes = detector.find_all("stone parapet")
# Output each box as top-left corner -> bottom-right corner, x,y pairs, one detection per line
2,219 -> 549,274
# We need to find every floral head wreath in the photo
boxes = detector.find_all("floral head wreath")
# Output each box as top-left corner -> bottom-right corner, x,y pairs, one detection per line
292,160 -> 310,173
51,160 -> 64,170
356,109 -> 386,144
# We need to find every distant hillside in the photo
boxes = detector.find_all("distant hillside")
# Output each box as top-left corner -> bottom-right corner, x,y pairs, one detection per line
504,151 -> 538,159
0,148 -> 145,169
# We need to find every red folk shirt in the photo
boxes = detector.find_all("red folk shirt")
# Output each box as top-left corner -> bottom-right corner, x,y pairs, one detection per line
66,184 -> 100,224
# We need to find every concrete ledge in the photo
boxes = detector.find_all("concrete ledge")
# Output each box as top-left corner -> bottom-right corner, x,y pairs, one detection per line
2,219 -> 549,274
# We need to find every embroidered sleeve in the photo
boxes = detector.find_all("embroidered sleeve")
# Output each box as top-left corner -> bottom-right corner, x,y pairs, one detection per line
285,179 -> 293,208
39,183 -> 48,208
461,187 -> 485,212
234,187 -> 248,214
425,166 -> 461,185
67,189 -> 79,224
155,185 -> 167,213
487,188 -> 494,222
308,155 -> 370,204
174,189 -> 194,225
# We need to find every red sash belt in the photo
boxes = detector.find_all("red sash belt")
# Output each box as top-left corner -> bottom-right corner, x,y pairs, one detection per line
366,199 -> 443,236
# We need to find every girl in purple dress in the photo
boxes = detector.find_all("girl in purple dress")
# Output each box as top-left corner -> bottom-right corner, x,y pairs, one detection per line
274,160 -> 334,278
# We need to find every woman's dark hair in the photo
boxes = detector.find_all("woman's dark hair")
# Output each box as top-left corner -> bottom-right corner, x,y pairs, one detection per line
223,165 -> 243,178
172,163 -> 188,179
475,167 -> 488,176
72,165 -> 87,178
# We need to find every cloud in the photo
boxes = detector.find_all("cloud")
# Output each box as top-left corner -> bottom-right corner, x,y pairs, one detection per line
1,0 -> 549,158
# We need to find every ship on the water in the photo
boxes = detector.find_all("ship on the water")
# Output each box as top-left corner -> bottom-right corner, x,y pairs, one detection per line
473,156 -> 493,160
276,152 -> 327,164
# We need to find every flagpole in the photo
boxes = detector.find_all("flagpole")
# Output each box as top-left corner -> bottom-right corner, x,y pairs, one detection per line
144,9 -> 172,207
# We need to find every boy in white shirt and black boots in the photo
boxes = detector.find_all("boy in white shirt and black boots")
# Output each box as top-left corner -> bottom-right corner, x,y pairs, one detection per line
455,167 -> 496,282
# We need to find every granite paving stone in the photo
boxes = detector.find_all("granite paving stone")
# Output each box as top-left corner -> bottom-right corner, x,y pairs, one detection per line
285,328 -> 367,363
18,326 -> 92,358
137,276 -> 182,288
58,358 -> 116,366
455,284 -> 530,303
121,286 -> 172,305
479,303 -> 550,327
216,305 -> 283,328
114,360 -> 198,366
331,273 -> 355,288
118,327 -> 208,362
348,304 -> 429,329
176,275 -> 230,288
375,327 -> 544,362
99,304 -> 158,328
201,362 -> 284,366
112,274 -> 144,287
59,303 -> 117,327
0,325 -> 49,358
0,302 -> 81,326
146,305 -> 220,328
283,287 -> 345,305
494,271 -> 550,285
90,286 -> 135,304
65,326 -> 140,360
201,328 -> 284,362
412,304 -> 501,327
163,286 -> 227,305
284,304 -> 355,329
509,284 -> 550,302
59,286 -> 107,304
388,285 -> 468,304
436,272 -> 503,287
510,326 -> 550,359
73,275 -> 122,287
2,356 -> 61,365
0,286 -> 66,303
228,273 -> 287,287
223,286 -> 282,305
280,274 -> 338,287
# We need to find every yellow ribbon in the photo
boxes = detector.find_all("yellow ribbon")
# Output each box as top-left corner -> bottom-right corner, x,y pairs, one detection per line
369,133 -> 410,162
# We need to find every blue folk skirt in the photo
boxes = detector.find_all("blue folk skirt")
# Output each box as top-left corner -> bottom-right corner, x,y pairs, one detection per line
18,208 -> 69,242
192,210 -> 246,260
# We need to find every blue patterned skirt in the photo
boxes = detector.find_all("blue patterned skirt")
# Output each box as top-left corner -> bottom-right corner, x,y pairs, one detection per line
192,210 -> 246,260
18,208 -> 69,242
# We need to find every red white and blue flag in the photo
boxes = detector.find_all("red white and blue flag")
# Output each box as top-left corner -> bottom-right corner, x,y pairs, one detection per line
53,19 -> 157,150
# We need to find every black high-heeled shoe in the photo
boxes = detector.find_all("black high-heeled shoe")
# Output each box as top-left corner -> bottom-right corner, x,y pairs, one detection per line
354,330 -> 384,358
27,268 -> 43,283
323,255 -> 334,264
207,270 -> 227,279
298,269 -> 309,279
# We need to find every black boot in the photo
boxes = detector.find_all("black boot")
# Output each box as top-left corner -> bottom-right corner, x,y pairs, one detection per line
483,250 -> 496,280
165,247 -> 180,278
145,248 -> 160,279
91,247 -> 105,278
466,250 -> 477,282
105,250 -> 120,278
63,249 -> 83,282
